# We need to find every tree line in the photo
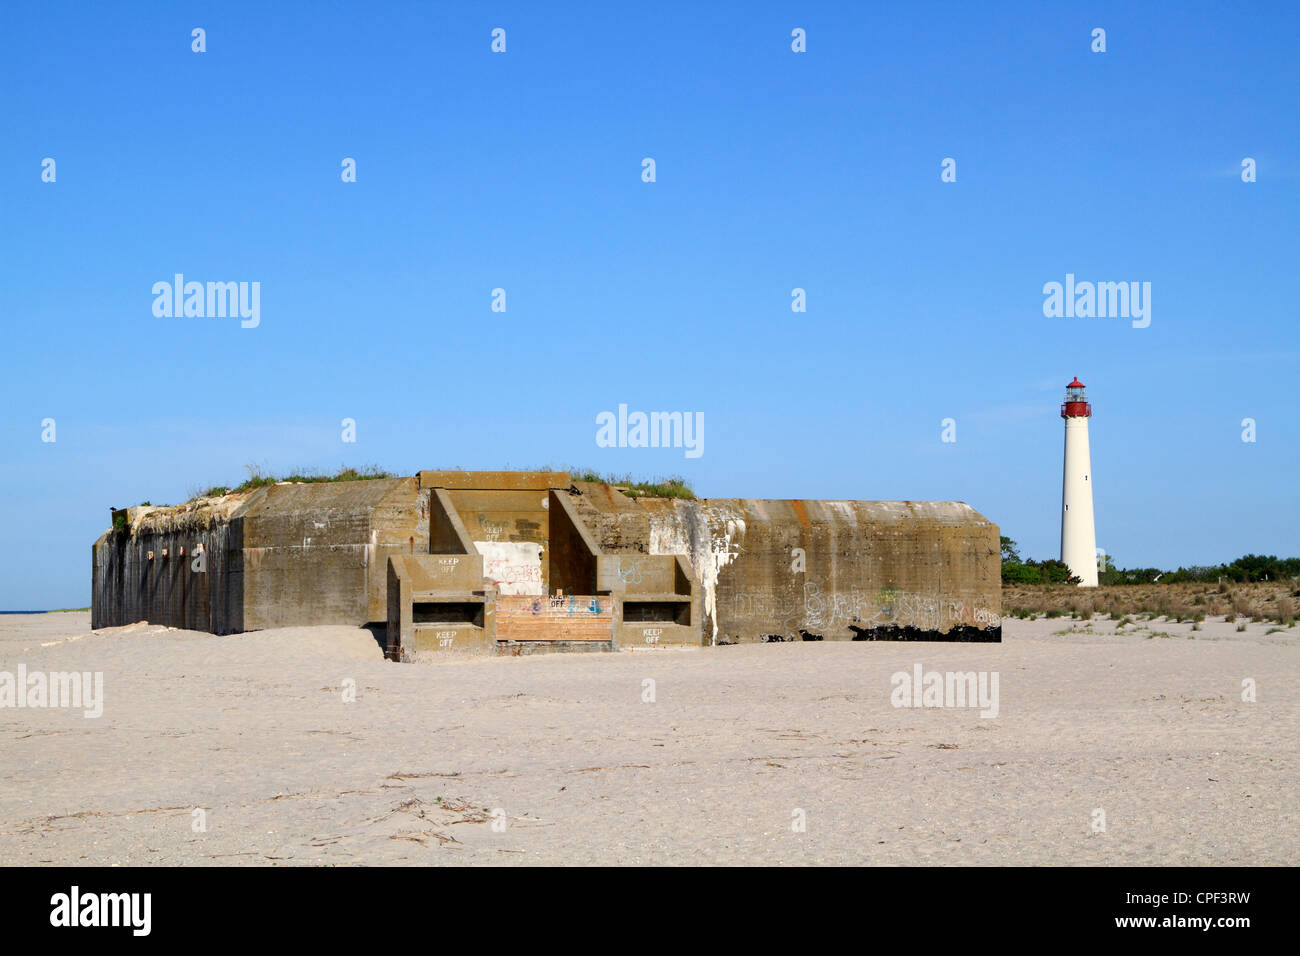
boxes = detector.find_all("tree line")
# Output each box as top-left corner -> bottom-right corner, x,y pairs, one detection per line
1000,537 -> 1300,586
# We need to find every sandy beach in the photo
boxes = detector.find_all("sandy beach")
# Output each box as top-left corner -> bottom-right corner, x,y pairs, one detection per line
1,611 -> 1295,866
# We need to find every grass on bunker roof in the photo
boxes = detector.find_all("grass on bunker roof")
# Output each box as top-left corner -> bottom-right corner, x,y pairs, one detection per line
559,467 -> 696,500
192,464 -> 395,500
188,465 -> 696,502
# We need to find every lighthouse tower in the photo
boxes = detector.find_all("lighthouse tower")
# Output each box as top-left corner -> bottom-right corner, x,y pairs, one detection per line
1060,377 -> 1098,587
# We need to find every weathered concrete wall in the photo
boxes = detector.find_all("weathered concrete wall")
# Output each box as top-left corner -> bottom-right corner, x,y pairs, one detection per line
567,486 -> 1000,644
240,479 -> 414,629
91,495 -> 257,634
596,553 -> 699,648
93,478 -> 420,632
365,479 -> 427,623
387,553 -> 491,661
429,488 -> 475,555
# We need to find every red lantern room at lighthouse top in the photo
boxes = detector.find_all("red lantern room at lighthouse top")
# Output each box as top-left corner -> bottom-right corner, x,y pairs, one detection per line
1061,377 -> 1092,418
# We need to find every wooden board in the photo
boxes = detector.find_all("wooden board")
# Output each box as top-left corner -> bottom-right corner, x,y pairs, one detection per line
496,595 -> 613,642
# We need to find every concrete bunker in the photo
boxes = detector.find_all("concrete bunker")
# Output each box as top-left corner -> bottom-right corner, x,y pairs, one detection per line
92,470 -> 1002,657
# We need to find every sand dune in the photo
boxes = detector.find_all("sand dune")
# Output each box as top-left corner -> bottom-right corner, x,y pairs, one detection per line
1,611 -> 1294,865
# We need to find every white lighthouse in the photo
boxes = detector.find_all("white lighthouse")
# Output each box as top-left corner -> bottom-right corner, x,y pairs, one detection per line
1060,376 -> 1098,587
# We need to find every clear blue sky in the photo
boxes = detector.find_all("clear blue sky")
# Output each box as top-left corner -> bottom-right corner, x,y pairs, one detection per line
2,2 -> 1297,608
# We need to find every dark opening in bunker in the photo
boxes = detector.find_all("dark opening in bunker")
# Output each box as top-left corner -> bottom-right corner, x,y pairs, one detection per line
849,623 -> 1001,643
412,602 -> 484,627
623,600 -> 690,626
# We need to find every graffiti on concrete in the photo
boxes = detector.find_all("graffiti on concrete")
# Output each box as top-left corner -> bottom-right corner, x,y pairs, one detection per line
615,557 -> 643,587
727,582 -> 1000,634
475,541 -> 544,595
477,515 -> 510,542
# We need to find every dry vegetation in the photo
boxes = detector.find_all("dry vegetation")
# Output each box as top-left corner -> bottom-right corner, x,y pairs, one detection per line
1003,580 -> 1300,624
